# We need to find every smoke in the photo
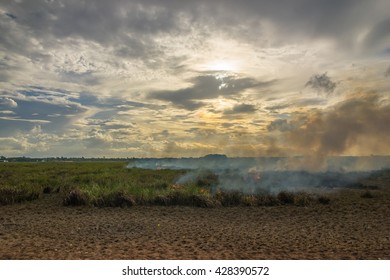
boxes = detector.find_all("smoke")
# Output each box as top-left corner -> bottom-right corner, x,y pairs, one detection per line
283,93 -> 390,170
126,93 -> 390,193
127,155 -> 389,194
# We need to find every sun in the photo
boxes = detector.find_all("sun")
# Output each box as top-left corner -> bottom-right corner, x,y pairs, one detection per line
206,60 -> 238,72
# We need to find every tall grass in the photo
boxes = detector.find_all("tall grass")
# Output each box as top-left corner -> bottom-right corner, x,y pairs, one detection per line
0,162 -> 333,207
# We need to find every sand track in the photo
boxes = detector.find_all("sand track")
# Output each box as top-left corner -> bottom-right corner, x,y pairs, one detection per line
1,188 -> 390,259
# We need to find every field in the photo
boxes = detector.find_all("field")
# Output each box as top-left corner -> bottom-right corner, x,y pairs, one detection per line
1,162 -> 390,259
0,162 -> 337,207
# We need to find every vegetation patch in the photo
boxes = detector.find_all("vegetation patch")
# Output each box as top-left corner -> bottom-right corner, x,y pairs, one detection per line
96,191 -> 136,207
63,189 -> 89,206
3,162 -> 383,208
293,192 -> 315,207
215,191 -> 243,206
317,195 -> 331,205
0,185 -> 41,205
277,191 -> 295,205
255,193 -> 280,206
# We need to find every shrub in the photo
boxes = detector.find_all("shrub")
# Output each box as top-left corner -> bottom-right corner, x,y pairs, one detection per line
154,195 -> 171,206
168,190 -> 190,206
240,195 -> 257,206
63,189 -> 89,206
256,194 -> 280,206
152,191 -> 215,207
0,185 -> 41,205
293,192 -> 314,207
277,191 -> 295,204
317,195 -> 331,205
215,191 -> 242,206
42,185 -> 59,194
190,194 -> 215,208
99,191 -> 136,207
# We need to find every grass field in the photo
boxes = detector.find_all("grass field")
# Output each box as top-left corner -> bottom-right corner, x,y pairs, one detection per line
1,162 -> 390,259
0,161 -> 387,208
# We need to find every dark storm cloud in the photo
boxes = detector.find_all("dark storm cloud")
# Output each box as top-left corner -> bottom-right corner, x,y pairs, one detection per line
224,103 -> 257,115
1,0 -> 388,57
305,73 -> 336,94
0,0 -> 183,61
149,74 -> 261,110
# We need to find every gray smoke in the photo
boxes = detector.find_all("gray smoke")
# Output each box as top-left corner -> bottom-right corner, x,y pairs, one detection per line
127,155 -> 389,194
284,93 -> 390,170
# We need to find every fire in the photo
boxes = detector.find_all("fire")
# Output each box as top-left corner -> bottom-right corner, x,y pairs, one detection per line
246,168 -> 262,182
170,184 -> 184,190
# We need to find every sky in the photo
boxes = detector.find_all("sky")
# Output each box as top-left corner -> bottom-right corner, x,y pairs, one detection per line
0,0 -> 389,158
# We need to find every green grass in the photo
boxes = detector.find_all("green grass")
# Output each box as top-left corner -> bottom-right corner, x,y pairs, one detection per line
0,161 -> 353,207
0,162 -> 205,207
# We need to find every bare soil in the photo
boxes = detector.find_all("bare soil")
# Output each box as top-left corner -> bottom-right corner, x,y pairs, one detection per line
1,179 -> 390,259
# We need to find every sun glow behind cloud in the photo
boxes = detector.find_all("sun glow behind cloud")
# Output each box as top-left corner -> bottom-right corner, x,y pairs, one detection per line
205,60 -> 240,72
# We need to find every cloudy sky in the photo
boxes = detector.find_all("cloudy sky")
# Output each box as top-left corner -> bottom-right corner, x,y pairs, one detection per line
0,0 -> 389,158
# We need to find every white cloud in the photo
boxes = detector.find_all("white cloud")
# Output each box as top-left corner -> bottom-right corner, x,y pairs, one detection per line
0,97 -> 17,108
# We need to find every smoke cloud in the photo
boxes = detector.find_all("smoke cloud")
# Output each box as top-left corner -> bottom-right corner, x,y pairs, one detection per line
282,93 -> 390,170
127,155 -> 390,194
126,93 -> 390,193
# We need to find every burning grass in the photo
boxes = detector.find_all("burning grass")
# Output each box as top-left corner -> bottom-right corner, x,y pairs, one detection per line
0,162 -> 386,208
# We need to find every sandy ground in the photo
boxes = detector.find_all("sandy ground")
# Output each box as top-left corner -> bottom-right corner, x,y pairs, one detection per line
1,186 -> 390,260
